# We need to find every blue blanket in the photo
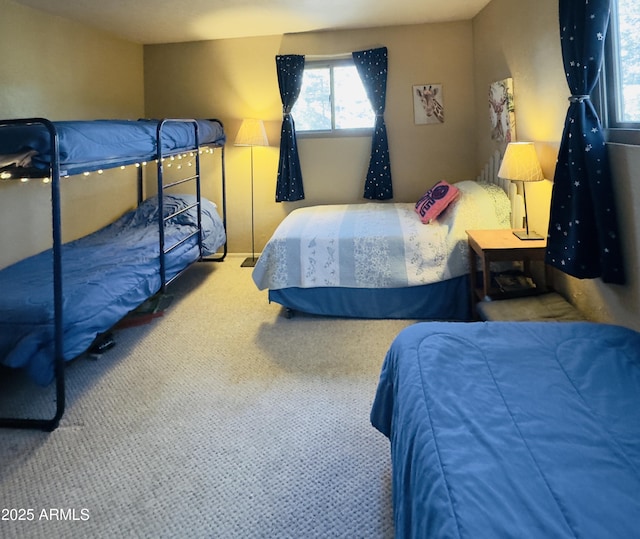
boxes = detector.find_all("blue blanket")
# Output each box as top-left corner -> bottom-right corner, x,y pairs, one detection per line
0,194 -> 225,386
0,119 -> 226,176
371,321 -> 640,538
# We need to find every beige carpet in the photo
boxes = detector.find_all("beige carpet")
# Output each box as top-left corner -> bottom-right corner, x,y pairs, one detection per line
0,255 -> 415,538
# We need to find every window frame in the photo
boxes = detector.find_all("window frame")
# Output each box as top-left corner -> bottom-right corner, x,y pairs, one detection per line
598,0 -> 640,145
293,58 -> 375,139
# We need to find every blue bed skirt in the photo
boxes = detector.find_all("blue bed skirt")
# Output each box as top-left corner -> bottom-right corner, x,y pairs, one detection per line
268,275 -> 470,319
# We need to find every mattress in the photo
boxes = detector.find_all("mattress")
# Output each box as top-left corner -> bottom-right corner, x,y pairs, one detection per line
0,194 -> 226,386
371,321 -> 640,538
0,118 -> 226,176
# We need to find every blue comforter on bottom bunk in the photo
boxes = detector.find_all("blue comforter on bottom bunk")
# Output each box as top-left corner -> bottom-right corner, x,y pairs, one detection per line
371,321 -> 640,539
0,194 -> 225,386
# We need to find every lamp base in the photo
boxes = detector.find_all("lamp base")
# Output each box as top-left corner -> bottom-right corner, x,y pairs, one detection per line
241,256 -> 259,267
513,230 -> 544,241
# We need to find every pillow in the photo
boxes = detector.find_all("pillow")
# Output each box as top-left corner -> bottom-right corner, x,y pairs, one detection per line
415,180 -> 460,223
476,181 -> 512,227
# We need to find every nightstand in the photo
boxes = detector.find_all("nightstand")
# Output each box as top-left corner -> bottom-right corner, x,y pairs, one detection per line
466,229 -> 547,317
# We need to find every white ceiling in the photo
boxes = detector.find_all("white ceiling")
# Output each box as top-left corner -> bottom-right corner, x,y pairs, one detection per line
13,0 -> 492,45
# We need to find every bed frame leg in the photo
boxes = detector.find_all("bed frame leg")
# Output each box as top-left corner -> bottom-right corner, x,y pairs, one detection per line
0,358 -> 65,432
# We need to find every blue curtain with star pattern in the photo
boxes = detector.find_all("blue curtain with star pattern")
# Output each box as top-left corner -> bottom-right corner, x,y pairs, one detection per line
275,54 -> 305,202
546,0 -> 625,283
352,47 -> 393,200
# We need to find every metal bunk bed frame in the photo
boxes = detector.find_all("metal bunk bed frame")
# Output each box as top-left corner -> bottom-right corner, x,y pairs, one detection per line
0,117 -> 227,431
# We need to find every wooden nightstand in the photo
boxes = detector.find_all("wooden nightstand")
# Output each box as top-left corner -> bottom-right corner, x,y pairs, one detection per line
466,229 -> 547,317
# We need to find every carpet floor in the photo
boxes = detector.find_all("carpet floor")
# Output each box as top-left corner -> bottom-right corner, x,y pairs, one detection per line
0,255 -> 416,538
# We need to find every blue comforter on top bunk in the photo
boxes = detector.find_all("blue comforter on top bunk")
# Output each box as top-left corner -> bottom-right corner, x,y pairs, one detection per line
0,194 -> 226,386
371,321 -> 640,539
0,119 -> 226,175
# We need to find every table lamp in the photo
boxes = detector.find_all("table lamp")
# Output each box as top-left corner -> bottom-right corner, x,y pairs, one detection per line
497,142 -> 544,240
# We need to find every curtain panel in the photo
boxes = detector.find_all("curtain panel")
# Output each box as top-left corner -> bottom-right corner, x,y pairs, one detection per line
546,0 -> 625,283
275,54 -> 305,202
352,47 -> 393,200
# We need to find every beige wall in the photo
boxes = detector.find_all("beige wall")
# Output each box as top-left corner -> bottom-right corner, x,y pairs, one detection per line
144,35 -> 284,256
473,0 -> 640,331
0,0 -> 145,269
0,1 -> 143,121
144,22 -> 477,255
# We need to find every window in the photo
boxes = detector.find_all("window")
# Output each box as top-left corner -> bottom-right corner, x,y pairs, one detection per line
292,60 -> 375,135
600,0 -> 640,143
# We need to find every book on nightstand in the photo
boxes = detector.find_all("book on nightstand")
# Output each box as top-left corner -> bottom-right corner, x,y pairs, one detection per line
489,270 -> 539,300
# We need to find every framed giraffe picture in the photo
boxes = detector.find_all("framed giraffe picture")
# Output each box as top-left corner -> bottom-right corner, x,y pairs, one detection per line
413,84 -> 444,125
489,78 -> 516,142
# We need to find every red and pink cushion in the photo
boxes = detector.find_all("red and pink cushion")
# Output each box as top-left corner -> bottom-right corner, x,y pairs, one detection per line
415,180 -> 460,223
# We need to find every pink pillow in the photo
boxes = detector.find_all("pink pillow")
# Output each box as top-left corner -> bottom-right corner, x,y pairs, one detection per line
415,180 -> 460,223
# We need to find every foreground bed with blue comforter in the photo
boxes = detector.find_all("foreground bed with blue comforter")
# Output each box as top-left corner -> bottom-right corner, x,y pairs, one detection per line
0,194 -> 225,387
371,321 -> 640,538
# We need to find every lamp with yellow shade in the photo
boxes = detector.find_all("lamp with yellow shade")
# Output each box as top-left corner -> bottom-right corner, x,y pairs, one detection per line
498,142 -> 545,240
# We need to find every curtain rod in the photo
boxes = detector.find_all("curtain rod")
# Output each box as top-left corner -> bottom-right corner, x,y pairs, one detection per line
304,52 -> 352,60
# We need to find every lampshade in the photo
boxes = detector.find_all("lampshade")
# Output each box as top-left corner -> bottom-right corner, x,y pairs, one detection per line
234,118 -> 269,147
497,142 -> 544,183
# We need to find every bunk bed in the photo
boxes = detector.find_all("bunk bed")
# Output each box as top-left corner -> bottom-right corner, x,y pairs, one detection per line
371,321 -> 640,538
0,117 -> 227,431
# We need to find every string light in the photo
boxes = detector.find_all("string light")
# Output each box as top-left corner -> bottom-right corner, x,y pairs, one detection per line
1,172 -> 51,183
5,145 -> 215,183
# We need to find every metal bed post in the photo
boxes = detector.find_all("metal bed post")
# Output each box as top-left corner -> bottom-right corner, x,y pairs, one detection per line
49,119 -> 66,432
156,120 -> 168,292
194,122 -> 204,257
202,119 -> 227,262
137,164 -> 144,206
0,118 -> 65,431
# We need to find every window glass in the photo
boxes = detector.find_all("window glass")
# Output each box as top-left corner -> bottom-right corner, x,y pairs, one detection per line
333,66 -> 375,129
292,61 -> 374,134
293,67 -> 332,131
601,0 -> 640,141
614,0 -> 640,123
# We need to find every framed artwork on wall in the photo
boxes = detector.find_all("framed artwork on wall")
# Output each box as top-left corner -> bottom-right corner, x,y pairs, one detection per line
489,78 -> 516,142
413,84 -> 444,124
